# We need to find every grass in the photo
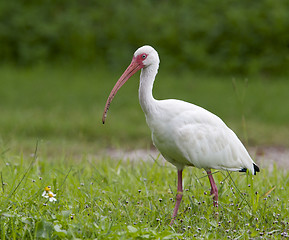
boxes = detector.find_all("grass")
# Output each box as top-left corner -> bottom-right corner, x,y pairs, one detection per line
0,65 -> 288,238
0,143 -> 288,239
0,64 -> 289,156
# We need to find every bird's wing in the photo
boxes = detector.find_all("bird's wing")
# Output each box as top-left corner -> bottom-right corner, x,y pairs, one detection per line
172,109 -> 254,173
149,100 -> 255,173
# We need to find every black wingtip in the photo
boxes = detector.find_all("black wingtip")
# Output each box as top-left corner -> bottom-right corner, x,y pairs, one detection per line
253,163 -> 260,175
239,163 -> 260,175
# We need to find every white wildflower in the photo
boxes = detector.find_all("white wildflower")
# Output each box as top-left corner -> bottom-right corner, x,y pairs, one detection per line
42,186 -> 51,197
42,186 -> 57,202
43,191 -> 57,202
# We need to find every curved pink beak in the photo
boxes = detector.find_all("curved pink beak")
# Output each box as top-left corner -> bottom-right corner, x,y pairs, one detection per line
102,58 -> 143,124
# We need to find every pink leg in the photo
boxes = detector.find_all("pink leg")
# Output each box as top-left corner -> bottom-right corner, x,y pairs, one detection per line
207,170 -> 218,207
170,169 -> 183,225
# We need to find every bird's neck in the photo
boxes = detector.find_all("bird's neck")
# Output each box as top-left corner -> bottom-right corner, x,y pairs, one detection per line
138,65 -> 158,116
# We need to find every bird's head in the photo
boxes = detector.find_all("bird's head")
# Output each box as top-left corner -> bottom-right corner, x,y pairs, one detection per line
133,45 -> 160,69
102,45 -> 159,124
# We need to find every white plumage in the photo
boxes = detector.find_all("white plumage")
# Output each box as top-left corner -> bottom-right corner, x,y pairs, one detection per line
103,45 -> 259,225
146,99 -> 255,173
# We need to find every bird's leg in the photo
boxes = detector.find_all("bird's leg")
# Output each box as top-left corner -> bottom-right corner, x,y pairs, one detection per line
207,170 -> 218,207
170,169 -> 183,226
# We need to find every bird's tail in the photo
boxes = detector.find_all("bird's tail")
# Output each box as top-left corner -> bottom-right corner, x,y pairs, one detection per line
253,163 -> 260,175
239,163 -> 260,175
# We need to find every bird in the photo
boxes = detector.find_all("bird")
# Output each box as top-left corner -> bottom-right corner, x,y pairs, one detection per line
102,45 -> 260,225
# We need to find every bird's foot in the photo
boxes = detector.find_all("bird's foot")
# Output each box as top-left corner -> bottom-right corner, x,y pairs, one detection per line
213,199 -> 218,208
210,189 -> 218,207
169,217 -> 176,226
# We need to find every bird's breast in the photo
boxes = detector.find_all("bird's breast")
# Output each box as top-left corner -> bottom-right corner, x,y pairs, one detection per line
146,108 -> 194,169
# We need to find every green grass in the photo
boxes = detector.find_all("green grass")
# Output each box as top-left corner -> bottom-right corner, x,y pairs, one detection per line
0,145 -> 288,239
0,65 -> 288,156
0,64 -> 288,237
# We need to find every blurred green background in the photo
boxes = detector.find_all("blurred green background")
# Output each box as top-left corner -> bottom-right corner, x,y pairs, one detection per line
0,0 -> 288,154
1,0 -> 289,75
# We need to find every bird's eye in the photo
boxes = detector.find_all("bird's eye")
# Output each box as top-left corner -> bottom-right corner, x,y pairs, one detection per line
142,54 -> 146,59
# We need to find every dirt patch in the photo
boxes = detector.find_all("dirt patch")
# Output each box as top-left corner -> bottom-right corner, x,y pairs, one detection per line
99,146 -> 289,171
252,146 -> 289,171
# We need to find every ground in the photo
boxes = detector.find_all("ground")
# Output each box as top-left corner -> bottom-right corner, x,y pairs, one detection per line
98,146 -> 289,171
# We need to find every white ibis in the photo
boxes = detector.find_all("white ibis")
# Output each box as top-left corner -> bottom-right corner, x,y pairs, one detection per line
102,45 -> 260,225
